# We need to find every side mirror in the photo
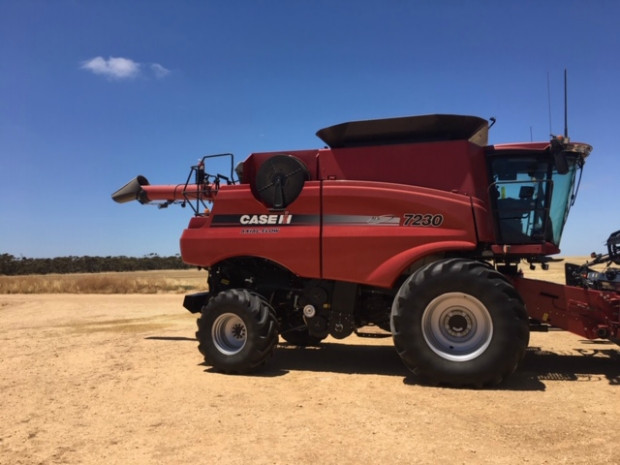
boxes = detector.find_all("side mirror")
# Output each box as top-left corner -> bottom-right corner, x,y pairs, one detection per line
553,151 -> 569,175
550,136 -> 570,175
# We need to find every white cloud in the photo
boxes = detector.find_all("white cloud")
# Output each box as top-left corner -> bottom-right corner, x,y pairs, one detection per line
81,56 -> 141,80
81,56 -> 170,80
150,63 -> 170,79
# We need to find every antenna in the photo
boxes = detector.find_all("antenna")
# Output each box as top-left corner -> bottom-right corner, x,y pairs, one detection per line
547,72 -> 553,136
564,68 -> 569,139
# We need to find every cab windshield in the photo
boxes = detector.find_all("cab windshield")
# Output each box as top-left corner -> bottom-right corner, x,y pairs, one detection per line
489,154 -> 581,246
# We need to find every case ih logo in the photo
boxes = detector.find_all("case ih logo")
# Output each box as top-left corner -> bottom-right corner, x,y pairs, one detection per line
240,214 -> 293,225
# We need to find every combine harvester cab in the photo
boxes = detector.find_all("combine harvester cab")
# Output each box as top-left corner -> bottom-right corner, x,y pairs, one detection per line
113,113 -> 618,387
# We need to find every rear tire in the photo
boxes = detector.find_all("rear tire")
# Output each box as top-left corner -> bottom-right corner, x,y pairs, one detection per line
390,259 -> 529,387
197,289 -> 279,373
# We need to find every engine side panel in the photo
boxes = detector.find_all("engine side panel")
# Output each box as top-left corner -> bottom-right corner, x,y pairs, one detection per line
321,181 -> 478,287
180,183 -> 322,278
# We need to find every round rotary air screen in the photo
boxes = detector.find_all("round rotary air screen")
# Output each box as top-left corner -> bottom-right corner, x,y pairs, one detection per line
255,155 -> 309,209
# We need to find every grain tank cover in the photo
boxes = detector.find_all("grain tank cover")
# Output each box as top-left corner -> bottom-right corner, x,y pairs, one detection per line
316,114 -> 489,148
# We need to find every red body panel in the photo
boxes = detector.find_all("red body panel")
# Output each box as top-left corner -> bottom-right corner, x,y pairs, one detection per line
317,139 -> 496,250
179,179 -> 481,287
512,276 -> 620,340
321,181 -> 478,287
180,183 -> 322,279
178,139 -> 495,287
317,140 -> 489,199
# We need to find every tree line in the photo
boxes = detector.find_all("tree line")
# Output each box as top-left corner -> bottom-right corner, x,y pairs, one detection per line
0,253 -> 191,275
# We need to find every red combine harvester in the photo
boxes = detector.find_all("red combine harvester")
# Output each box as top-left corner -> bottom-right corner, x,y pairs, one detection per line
113,114 -> 619,387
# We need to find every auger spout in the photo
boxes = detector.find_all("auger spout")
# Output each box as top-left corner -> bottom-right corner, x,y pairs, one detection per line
112,176 -> 218,205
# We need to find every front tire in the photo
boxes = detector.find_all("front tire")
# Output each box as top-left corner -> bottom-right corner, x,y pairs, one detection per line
390,259 -> 529,387
197,289 -> 279,373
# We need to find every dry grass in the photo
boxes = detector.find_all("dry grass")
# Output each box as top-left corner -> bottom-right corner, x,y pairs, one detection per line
0,269 -> 207,294
0,256 -> 609,294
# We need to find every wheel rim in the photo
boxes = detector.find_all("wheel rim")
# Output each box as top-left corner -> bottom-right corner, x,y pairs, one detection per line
212,313 -> 247,355
421,292 -> 493,362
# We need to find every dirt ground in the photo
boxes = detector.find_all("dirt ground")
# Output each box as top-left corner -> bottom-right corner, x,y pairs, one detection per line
1,293 -> 618,465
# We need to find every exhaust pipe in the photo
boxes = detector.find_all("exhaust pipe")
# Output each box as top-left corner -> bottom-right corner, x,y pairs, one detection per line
111,176 -> 150,203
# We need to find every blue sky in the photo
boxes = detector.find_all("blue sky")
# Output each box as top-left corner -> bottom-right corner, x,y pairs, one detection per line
1,0 -> 619,258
